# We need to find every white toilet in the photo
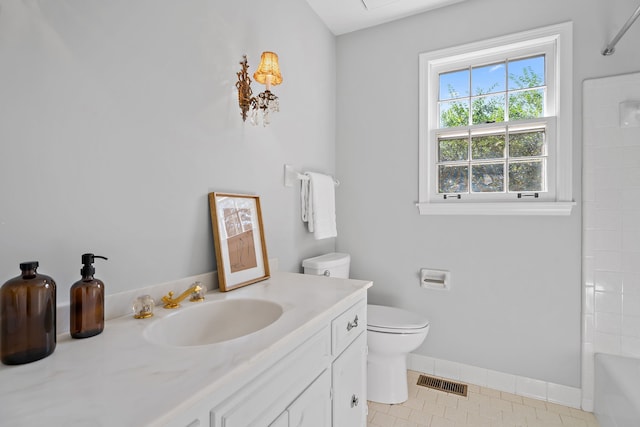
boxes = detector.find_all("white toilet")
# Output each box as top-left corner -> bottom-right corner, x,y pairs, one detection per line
302,253 -> 430,404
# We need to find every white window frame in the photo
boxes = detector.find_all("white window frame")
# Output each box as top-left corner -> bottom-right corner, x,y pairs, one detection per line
418,22 -> 575,215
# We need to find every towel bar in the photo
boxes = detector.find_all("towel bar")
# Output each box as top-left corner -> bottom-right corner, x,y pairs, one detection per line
283,164 -> 339,187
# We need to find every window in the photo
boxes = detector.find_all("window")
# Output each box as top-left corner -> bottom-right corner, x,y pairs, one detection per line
418,23 -> 575,215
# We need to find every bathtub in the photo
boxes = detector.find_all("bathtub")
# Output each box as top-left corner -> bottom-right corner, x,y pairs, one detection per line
594,353 -> 640,427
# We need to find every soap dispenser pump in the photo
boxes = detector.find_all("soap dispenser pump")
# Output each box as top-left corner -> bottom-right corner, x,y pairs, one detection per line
70,254 -> 108,339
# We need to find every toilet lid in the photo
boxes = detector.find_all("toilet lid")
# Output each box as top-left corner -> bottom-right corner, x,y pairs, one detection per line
367,304 -> 429,333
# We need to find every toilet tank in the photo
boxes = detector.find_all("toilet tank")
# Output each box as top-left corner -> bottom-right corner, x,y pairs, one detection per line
302,253 -> 350,279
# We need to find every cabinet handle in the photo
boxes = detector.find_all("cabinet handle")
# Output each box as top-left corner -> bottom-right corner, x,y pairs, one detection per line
351,394 -> 359,408
346,315 -> 359,331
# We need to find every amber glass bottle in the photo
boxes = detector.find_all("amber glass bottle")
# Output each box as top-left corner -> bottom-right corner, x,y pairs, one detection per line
70,254 -> 107,339
0,261 -> 57,365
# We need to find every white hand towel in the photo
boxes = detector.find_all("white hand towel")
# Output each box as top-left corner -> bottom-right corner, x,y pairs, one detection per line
301,177 -> 312,232
301,172 -> 337,239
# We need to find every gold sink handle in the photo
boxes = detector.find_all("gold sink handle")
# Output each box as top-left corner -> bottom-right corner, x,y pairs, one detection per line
162,283 -> 204,309
133,294 -> 155,319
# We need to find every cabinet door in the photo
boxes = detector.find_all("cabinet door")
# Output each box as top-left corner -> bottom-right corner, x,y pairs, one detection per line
269,411 -> 288,427
288,369 -> 331,427
211,328 -> 331,427
332,332 -> 367,427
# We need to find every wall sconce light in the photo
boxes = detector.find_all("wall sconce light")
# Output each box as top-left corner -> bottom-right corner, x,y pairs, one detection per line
236,51 -> 283,126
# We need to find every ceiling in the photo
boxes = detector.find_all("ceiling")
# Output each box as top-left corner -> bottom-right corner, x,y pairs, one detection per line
305,0 -> 467,35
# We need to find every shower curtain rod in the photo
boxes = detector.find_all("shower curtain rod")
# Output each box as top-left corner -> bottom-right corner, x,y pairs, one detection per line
602,3 -> 640,55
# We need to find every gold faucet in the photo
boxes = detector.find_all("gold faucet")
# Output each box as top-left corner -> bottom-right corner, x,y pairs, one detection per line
161,283 -> 205,309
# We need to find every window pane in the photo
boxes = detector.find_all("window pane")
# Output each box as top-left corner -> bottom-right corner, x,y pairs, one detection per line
471,163 -> 504,192
471,94 -> 505,124
472,62 -> 505,96
508,89 -> 544,120
509,129 -> 545,157
439,137 -> 468,162
508,55 -> 545,90
439,100 -> 469,127
439,165 -> 468,193
509,160 -> 544,191
439,69 -> 469,100
471,133 -> 505,160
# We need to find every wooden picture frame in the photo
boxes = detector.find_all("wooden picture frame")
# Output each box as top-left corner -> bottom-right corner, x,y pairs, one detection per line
208,192 -> 270,292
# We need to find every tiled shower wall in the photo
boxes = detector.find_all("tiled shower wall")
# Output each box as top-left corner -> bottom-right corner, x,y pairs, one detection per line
582,72 -> 640,411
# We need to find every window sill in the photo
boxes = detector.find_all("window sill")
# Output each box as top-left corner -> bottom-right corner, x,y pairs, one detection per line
416,201 -> 576,216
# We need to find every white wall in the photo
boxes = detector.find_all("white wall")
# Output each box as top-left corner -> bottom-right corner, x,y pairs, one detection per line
336,0 -> 640,387
0,0 -> 336,302
582,72 -> 640,410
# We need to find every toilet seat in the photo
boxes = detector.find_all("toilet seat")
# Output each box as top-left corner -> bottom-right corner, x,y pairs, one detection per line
367,304 -> 430,334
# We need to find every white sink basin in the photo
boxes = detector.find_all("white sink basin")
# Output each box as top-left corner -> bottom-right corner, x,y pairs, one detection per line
144,298 -> 283,347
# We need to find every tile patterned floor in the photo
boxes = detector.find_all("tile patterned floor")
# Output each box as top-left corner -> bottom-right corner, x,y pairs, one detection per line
367,371 -> 600,427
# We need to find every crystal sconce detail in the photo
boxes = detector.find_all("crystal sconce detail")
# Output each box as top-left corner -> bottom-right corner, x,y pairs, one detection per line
236,52 -> 283,126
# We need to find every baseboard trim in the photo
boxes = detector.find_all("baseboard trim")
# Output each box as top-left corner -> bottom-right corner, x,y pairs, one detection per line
407,353 -> 584,410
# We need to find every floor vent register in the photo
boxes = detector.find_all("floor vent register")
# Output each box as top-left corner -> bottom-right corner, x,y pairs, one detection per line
417,374 -> 468,397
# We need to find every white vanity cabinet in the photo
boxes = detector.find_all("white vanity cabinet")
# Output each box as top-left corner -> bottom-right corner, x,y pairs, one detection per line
331,300 -> 367,427
206,298 -> 367,427
209,326 -> 331,426
264,369 -> 332,427
0,272 -> 372,427
286,369 -> 332,426
266,369 -> 331,427
269,413 -> 289,427
332,333 -> 367,426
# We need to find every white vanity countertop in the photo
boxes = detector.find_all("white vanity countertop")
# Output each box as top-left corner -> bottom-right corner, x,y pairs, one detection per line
0,271 -> 372,427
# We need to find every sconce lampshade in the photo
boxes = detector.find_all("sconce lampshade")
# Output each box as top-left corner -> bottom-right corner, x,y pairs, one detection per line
253,51 -> 283,87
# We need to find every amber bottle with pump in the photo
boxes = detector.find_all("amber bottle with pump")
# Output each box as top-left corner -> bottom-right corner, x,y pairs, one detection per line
0,261 -> 57,365
70,254 -> 108,339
